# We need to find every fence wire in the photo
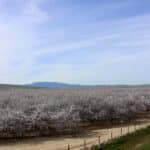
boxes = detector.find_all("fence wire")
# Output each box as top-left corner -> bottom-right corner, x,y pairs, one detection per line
59,122 -> 150,150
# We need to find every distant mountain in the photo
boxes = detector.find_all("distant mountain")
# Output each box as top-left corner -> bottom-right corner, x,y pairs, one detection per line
1,82 -> 150,89
26,82 -> 150,88
26,82 -> 82,88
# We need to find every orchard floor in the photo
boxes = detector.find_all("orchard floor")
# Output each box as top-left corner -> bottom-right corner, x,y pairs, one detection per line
0,113 -> 150,150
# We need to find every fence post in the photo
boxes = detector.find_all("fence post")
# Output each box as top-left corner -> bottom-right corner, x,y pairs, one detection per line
128,126 -> 129,133
121,127 -> 122,136
98,136 -> 101,146
111,131 -> 113,140
68,144 -> 70,150
137,125 -> 139,130
84,139 -> 86,149
134,125 -> 136,131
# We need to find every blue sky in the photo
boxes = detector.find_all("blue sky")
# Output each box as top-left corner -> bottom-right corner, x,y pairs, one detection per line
0,0 -> 150,85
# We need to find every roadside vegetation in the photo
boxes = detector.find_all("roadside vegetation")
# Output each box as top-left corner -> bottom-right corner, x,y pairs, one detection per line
0,87 -> 150,137
91,126 -> 150,150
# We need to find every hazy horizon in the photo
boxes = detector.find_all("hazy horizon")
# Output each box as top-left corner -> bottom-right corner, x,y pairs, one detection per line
1,81 -> 150,86
0,0 -> 150,85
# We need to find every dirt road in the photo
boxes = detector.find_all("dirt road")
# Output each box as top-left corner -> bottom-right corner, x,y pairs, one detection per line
0,121 -> 149,150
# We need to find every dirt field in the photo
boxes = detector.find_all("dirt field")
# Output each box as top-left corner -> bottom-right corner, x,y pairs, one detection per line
0,120 -> 149,150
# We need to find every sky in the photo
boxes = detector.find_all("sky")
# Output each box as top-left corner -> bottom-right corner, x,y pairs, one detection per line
0,0 -> 150,85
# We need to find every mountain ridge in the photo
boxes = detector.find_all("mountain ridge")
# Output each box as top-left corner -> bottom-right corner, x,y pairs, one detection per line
0,82 -> 150,89
26,82 -> 82,88
25,82 -> 150,88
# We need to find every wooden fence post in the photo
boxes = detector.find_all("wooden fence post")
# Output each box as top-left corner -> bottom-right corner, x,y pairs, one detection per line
137,125 -> 138,130
98,136 -> 101,146
111,131 -> 113,140
84,139 -> 86,149
68,144 -> 70,150
134,125 -> 136,131
128,126 -> 129,133
121,127 -> 123,136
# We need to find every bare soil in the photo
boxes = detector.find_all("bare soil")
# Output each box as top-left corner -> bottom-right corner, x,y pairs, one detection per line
0,112 -> 149,150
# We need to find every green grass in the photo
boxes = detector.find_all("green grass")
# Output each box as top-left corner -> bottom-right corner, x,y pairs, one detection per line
91,126 -> 150,150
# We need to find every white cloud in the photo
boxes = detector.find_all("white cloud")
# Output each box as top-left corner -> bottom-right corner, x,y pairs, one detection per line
0,0 -> 150,84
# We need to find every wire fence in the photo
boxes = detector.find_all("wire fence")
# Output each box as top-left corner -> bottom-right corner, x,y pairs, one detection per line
59,122 -> 150,150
